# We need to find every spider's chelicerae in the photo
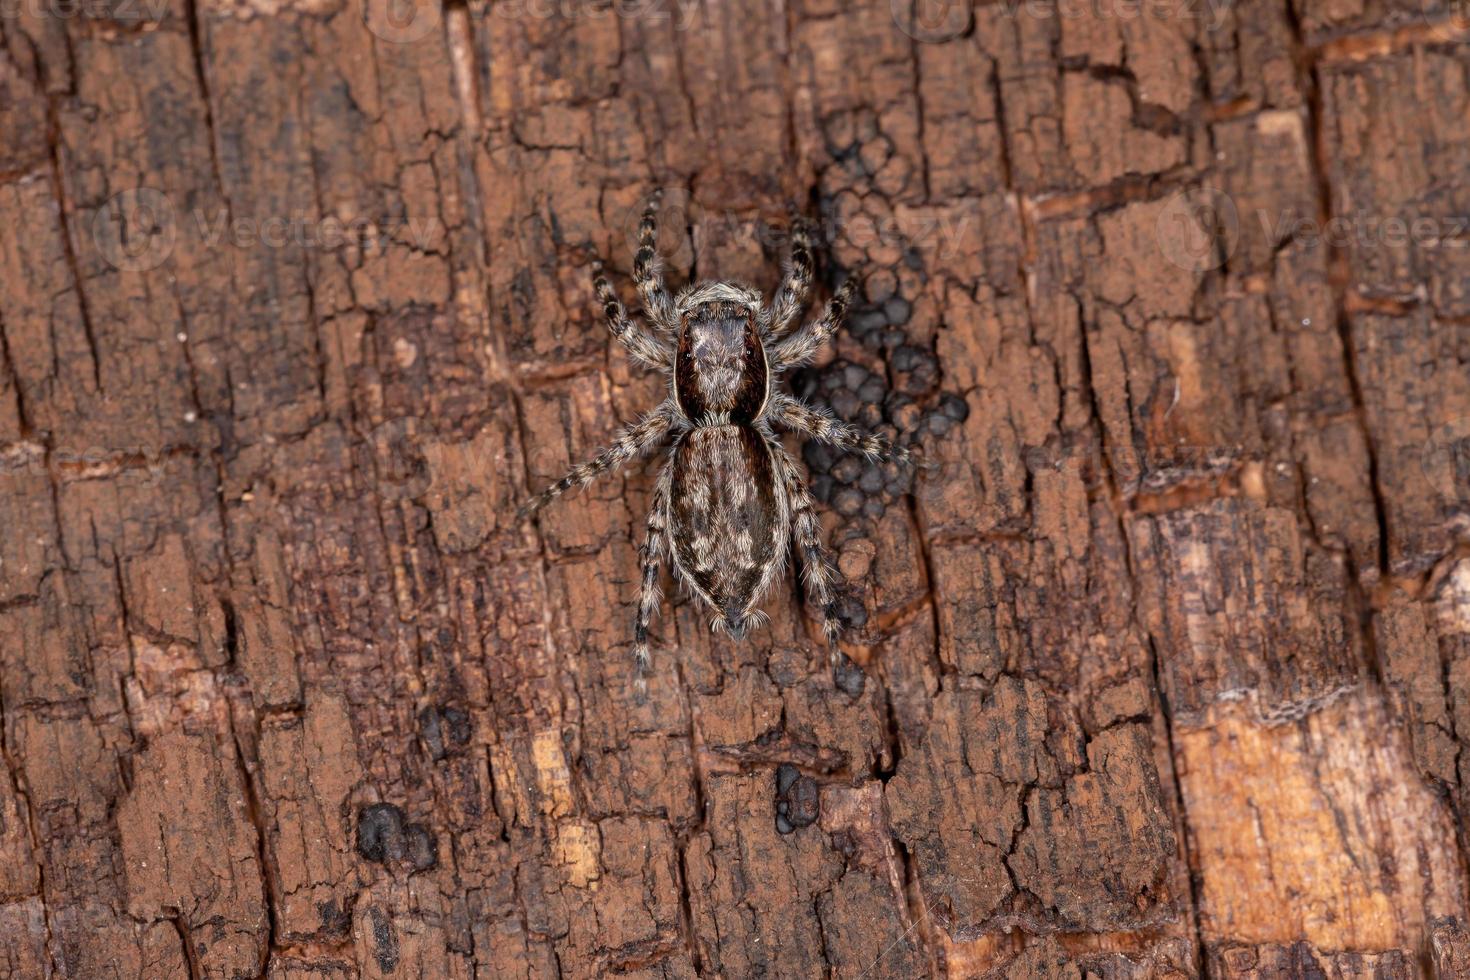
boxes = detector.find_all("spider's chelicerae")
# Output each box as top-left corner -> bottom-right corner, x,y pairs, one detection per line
520,191 -> 912,692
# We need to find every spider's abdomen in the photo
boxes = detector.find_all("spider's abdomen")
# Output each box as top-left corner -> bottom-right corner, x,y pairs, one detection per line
669,425 -> 782,632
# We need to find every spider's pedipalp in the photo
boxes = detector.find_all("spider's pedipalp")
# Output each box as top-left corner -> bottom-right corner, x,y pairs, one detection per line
769,278 -> 855,371
518,401 -> 677,521
634,190 -> 678,335
767,392 -> 912,465
764,217 -> 814,341
592,260 -> 672,369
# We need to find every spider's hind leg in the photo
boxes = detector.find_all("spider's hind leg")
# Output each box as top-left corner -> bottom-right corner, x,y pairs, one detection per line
767,392 -> 913,466
632,460 -> 674,697
771,443 -> 864,695
518,403 -> 675,520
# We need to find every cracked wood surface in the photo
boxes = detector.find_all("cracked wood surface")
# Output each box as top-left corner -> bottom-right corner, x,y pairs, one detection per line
1,0 -> 1469,976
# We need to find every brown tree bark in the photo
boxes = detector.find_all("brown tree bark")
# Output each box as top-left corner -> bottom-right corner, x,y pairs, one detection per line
2,0 -> 1470,975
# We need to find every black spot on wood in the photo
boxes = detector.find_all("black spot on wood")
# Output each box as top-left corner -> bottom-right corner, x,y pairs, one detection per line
419,705 -> 472,761
357,802 -> 438,873
833,653 -> 866,698
316,898 -> 351,936
368,907 -> 400,973
356,803 -> 405,863
774,763 -> 820,834
404,823 -> 438,871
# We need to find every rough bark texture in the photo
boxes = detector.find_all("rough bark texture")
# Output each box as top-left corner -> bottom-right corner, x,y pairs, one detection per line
1,0 -> 1469,975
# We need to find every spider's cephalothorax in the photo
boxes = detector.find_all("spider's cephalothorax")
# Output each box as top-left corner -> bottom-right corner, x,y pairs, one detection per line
674,286 -> 768,425
519,191 -> 912,693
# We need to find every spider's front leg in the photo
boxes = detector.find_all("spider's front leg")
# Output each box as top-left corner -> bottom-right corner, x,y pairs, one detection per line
518,402 -> 675,520
769,279 -> 855,371
767,392 -> 913,466
764,216 -> 814,341
771,444 -> 864,695
633,190 -> 678,335
592,260 -> 672,369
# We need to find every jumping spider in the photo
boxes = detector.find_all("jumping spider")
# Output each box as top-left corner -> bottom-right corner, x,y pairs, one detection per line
519,191 -> 912,693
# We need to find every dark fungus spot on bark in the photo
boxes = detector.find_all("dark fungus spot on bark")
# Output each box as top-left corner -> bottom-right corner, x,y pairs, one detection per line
419,704 -> 472,761
793,356 -> 964,520
833,653 -> 866,698
404,823 -> 439,871
774,763 -> 820,835
831,455 -> 863,484
316,898 -> 352,937
834,592 -> 868,630
882,295 -> 911,326
833,486 -> 865,518
939,392 -> 971,422
776,762 -> 800,795
358,803 -> 439,874
368,907 -> 400,973
804,440 -> 836,475
356,803 -> 405,863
